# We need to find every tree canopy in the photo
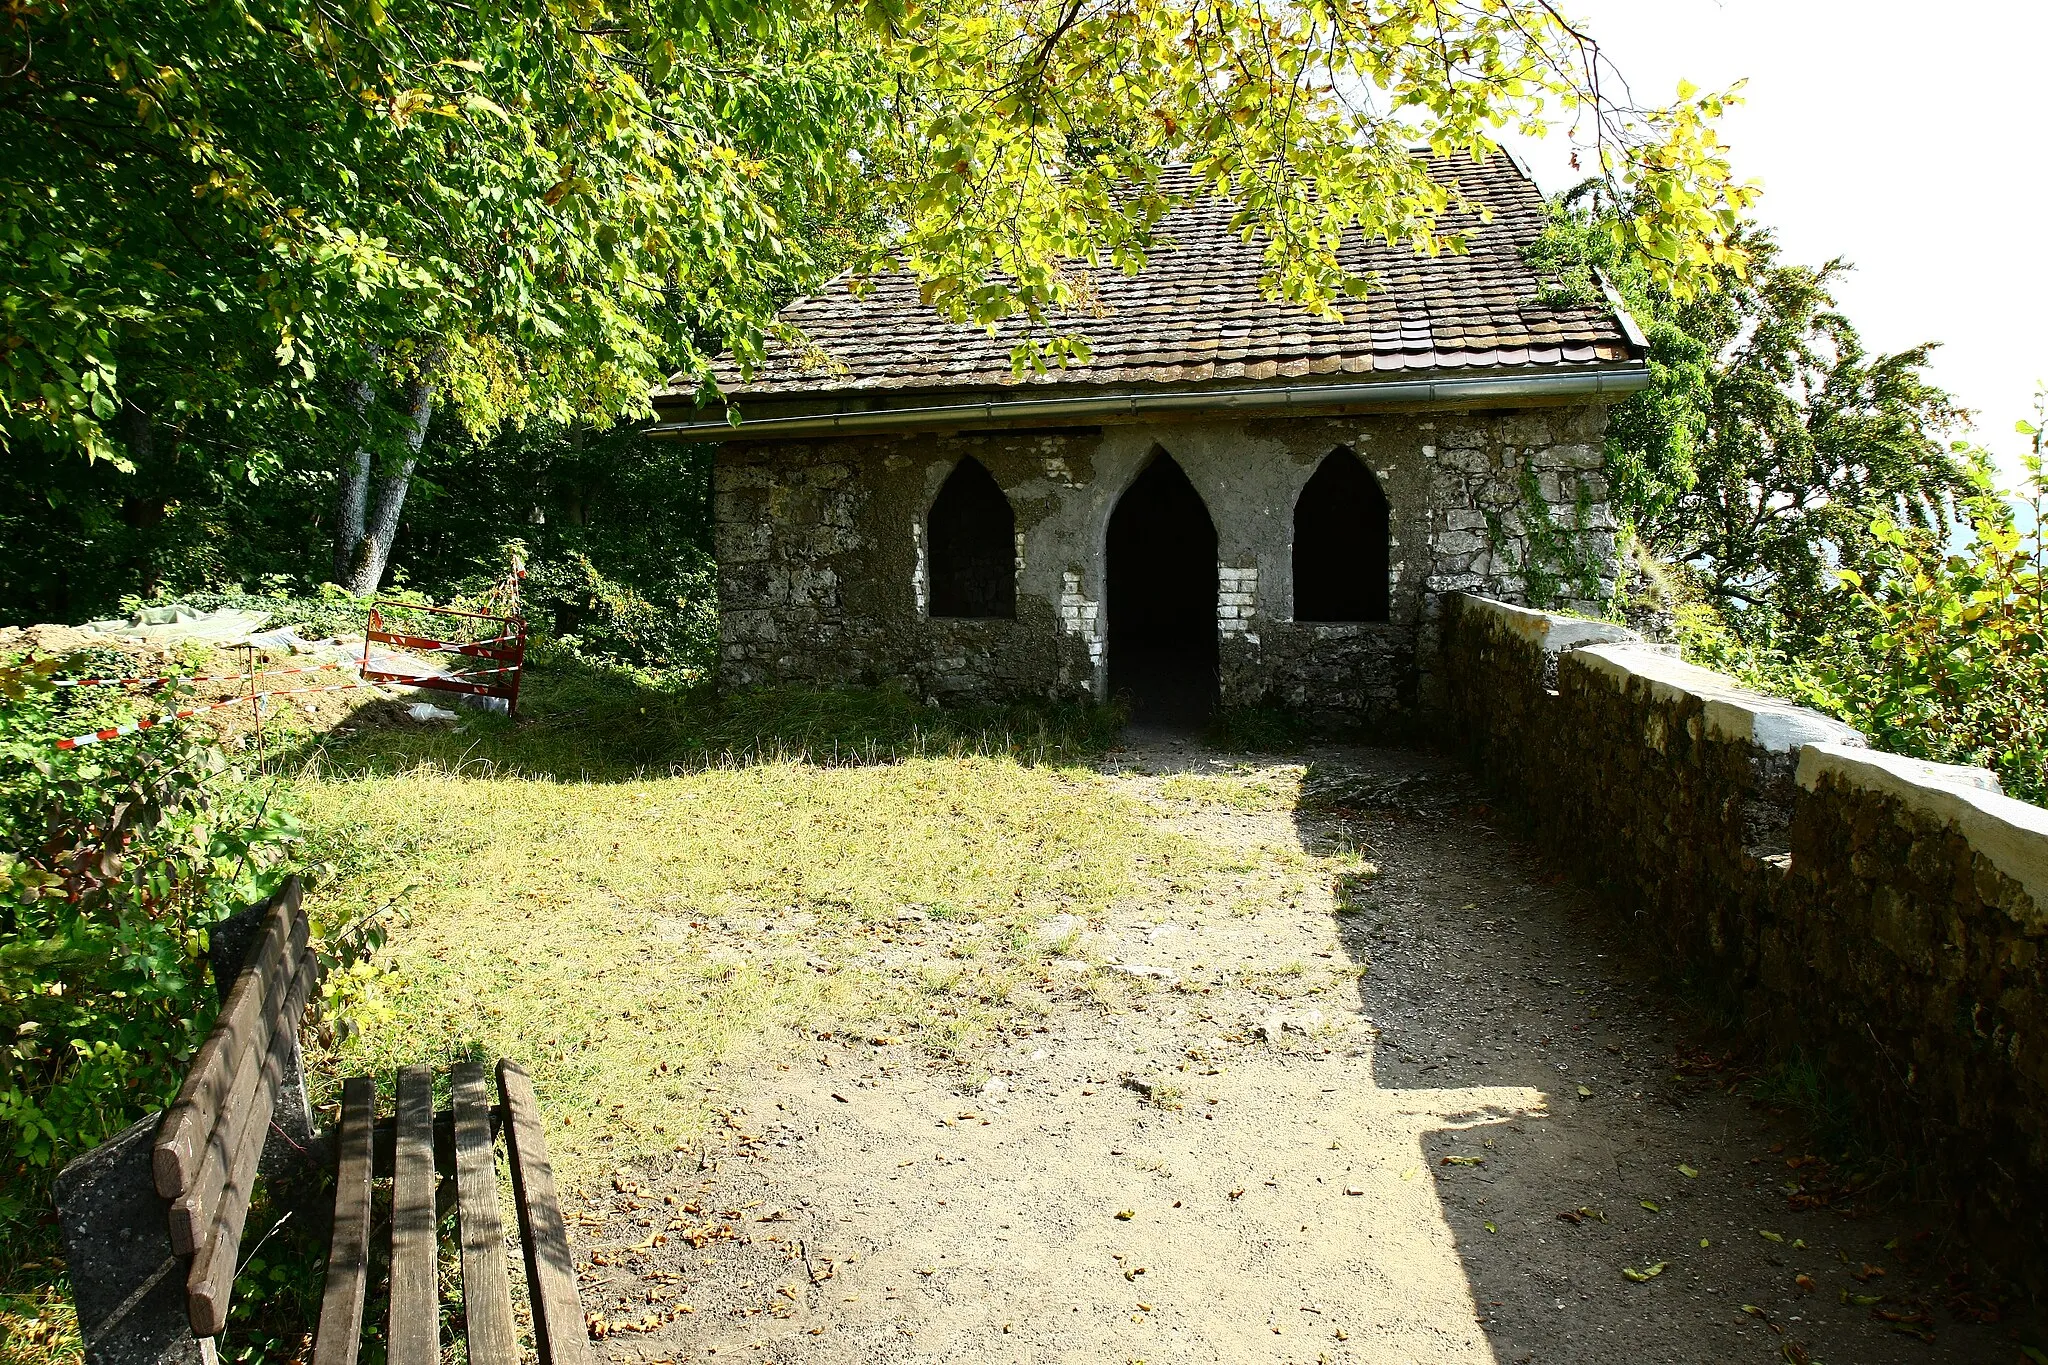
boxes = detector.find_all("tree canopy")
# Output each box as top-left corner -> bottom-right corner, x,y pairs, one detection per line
7,0 -> 1754,472
1528,182 -> 1976,641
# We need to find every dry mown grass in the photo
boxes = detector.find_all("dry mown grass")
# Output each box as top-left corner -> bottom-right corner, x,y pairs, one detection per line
0,1286 -> 77,1365
299,748 -> 1176,1184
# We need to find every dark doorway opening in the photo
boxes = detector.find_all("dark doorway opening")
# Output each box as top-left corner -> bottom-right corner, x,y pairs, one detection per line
1293,448 -> 1391,622
1107,453 -> 1218,725
927,457 -> 1016,618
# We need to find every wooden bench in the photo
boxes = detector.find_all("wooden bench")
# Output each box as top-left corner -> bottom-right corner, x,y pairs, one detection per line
54,878 -> 590,1365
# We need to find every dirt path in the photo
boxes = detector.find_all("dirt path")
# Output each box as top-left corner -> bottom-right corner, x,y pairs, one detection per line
576,738 -> 2022,1364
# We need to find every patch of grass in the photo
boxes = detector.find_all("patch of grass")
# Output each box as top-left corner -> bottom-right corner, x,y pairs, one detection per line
1207,704 -> 1312,752
296,740 -> 1156,1186
1155,768 -> 1301,812
0,1281 -> 77,1365
296,656 -> 1122,781
1144,1083 -> 1185,1111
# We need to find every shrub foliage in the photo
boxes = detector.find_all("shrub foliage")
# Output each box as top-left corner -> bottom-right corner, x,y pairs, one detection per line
0,662 -> 298,1233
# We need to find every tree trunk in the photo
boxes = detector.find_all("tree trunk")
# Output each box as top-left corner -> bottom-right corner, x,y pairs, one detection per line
120,398 -> 153,466
340,376 -> 436,596
331,376 -> 374,586
119,400 -> 165,596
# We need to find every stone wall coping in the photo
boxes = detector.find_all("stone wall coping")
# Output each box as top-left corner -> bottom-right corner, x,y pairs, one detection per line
1453,593 -> 1641,654
1798,741 -> 2048,926
1454,592 -> 1863,753
1563,643 -> 1864,755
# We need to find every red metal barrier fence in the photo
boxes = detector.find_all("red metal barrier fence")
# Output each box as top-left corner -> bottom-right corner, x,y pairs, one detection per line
359,602 -> 527,713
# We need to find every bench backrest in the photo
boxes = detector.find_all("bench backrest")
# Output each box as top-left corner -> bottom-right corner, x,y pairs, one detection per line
152,877 -> 321,1336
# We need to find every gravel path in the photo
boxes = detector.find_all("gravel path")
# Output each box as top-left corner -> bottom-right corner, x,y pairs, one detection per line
579,738 -> 2022,1364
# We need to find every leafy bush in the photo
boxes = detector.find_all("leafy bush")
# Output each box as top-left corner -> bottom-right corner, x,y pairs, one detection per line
0,660 -> 299,1235
521,551 -> 718,689
1670,452 -> 2048,807
1827,455 -> 2047,804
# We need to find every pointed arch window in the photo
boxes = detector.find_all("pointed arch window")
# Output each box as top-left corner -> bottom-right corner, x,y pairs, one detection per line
927,456 -> 1016,618
1293,448 -> 1391,622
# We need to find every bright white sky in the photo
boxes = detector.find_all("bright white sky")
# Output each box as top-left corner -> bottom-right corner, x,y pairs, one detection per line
1503,0 -> 2047,489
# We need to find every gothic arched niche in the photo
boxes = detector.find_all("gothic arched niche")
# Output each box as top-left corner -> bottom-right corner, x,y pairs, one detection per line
927,456 -> 1016,618
1292,448 -> 1391,622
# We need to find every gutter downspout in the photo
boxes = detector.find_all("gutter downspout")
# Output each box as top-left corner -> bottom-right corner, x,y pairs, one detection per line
646,365 -> 1651,442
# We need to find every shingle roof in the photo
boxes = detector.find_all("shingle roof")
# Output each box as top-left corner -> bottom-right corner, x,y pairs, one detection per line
671,155 -> 1638,404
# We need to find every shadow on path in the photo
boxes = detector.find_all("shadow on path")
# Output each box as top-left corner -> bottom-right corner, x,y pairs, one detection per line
1298,744 -> 2019,1364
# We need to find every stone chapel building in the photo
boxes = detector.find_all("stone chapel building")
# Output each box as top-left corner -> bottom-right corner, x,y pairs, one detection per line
651,156 -> 1649,725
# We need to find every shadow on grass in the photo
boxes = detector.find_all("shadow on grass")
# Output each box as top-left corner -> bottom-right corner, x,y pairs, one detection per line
280,652 -> 1128,781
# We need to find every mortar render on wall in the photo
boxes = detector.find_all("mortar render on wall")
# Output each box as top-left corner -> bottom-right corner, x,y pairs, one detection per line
714,403 -> 1616,721
1438,592 -> 2048,1287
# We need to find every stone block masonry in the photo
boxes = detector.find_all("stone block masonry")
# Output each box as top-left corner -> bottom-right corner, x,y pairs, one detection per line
714,404 -> 1616,723
1438,593 -> 2048,1287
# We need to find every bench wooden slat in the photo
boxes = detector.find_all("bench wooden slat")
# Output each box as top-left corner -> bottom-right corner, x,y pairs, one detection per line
497,1061 -> 589,1365
311,1077 -> 376,1365
167,944 -> 317,1253
184,945 -> 317,1335
387,1067 -> 438,1365
451,1062 -> 518,1365
156,885 -> 307,1197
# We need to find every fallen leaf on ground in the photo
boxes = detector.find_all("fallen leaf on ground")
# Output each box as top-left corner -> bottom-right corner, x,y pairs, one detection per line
1621,1262 -> 1669,1282
1678,1164 -> 1699,1178
1114,1209 -> 1135,1220
1759,1229 -> 1784,1243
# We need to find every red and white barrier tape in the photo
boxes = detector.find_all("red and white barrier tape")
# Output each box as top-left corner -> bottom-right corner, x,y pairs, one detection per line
55,659 -> 519,690
52,662 -> 349,689
55,682 -> 378,750
52,663 -> 522,749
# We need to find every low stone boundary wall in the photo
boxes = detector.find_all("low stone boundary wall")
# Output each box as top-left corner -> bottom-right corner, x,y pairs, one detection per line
1438,592 -> 2048,1280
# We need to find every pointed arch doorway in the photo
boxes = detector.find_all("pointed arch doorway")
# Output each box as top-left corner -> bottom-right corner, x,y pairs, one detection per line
1107,453 -> 1218,724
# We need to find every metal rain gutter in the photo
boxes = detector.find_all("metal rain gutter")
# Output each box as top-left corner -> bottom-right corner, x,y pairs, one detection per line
646,365 -> 1651,442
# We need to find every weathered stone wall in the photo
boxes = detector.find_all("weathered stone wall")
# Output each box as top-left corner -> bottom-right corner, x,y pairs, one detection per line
1439,593 -> 2048,1282
715,403 -> 1616,722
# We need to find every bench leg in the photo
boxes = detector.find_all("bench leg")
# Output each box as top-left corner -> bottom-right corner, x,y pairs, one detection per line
54,1116 -> 218,1365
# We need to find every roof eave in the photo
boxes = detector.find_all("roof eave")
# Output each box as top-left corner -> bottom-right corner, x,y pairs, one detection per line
646,364 -> 1651,443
